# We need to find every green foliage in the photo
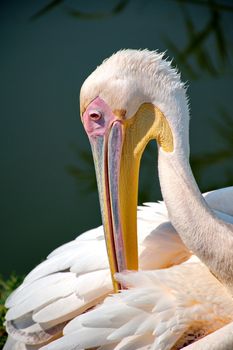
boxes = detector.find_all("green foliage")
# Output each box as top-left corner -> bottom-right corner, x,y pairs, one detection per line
0,274 -> 24,349
30,0 -> 233,80
166,0 -> 232,79
31,0 -> 130,21
30,0 -> 64,20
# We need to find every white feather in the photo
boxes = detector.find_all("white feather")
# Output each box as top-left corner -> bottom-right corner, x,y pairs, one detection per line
6,273 -> 78,320
43,263 -> 233,350
4,188 -> 233,347
3,336 -> 41,350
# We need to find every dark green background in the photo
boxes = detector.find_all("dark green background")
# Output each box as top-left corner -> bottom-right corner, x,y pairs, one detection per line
1,0 -> 233,277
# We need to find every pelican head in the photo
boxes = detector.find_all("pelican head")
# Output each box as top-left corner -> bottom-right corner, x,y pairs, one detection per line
80,49 -> 189,291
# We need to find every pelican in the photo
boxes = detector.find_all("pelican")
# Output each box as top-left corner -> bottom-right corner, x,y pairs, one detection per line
3,49 -> 233,350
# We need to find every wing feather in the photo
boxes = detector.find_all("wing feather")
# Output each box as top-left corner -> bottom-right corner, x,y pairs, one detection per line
42,263 -> 233,350
6,273 -> 78,320
5,188 -> 233,347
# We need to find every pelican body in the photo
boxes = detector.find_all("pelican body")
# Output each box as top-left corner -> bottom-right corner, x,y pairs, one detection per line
3,49 -> 233,350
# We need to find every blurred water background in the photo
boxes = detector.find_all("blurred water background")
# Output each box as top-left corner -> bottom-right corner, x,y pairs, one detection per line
0,0 -> 233,278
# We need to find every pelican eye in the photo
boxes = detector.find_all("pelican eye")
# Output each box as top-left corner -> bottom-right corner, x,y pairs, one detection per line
89,111 -> 102,121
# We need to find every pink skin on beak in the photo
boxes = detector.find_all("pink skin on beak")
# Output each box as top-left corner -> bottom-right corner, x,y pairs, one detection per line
82,97 -> 119,136
82,97 -> 126,290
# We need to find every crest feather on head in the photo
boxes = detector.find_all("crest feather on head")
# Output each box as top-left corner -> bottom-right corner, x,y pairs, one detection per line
80,49 -> 187,123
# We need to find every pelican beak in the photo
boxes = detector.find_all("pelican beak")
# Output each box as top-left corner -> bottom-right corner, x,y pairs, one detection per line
82,98 -> 173,292
82,97 -> 139,291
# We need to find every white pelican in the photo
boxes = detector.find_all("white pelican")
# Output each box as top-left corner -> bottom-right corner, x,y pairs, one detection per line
3,49 -> 233,349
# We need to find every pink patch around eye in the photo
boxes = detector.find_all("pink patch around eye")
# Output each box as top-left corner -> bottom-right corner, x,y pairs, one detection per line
82,97 -> 117,137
